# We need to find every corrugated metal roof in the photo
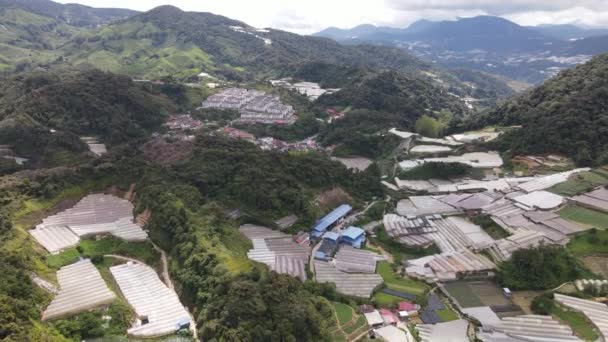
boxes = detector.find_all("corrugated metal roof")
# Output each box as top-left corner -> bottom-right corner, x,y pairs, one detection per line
341,226 -> 365,240
312,204 -> 352,233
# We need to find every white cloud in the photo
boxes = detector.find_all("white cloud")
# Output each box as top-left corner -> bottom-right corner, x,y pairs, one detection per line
54,0 -> 608,33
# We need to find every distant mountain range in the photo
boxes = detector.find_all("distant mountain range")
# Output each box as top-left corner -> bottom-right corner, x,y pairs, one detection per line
0,0 -> 138,27
314,16 -> 608,83
0,0 -> 516,109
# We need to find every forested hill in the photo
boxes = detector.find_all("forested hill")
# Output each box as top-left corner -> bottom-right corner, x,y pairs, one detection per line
0,69 -> 175,161
318,71 -> 467,117
62,5 -> 427,80
0,0 -> 138,27
476,53 -> 608,165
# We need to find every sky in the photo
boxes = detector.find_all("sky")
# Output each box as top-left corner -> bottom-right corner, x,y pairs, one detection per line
55,0 -> 608,34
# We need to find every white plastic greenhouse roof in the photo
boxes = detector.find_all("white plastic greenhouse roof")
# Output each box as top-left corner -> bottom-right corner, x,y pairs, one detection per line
30,194 -> 147,253
110,262 -> 192,338
42,259 -> 116,321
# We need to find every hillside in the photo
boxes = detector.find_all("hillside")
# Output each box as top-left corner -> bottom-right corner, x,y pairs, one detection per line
59,5 -> 427,80
0,69 -> 175,164
316,71 -> 467,157
476,53 -> 608,165
0,7 -> 84,72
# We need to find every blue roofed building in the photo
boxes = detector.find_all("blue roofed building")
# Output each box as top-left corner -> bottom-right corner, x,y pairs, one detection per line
340,226 -> 366,248
311,204 -> 352,237
322,231 -> 340,242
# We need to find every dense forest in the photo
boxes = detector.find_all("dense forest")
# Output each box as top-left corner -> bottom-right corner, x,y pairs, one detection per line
475,53 -> 608,165
317,109 -> 403,158
317,71 -> 466,118
315,71 -> 466,157
497,245 -> 588,290
0,69 -> 179,164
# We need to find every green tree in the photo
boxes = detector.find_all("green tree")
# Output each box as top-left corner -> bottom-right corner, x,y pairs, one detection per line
415,115 -> 441,138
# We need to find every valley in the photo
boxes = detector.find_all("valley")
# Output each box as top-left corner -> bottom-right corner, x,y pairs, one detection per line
1,1 -> 608,342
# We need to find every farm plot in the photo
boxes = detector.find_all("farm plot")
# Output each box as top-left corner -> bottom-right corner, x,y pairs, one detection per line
443,281 -> 513,309
559,206 -> 608,229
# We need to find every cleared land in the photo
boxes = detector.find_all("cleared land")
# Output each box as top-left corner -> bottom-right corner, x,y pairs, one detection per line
559,206 -> 608,229
582,256 -> 608,278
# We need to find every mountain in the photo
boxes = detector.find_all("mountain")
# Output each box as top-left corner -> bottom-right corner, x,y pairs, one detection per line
528,24 -> 608,41
314,24 -> 402,41
315,16 -> 556,53
1,4 -> 428,80
476,53 -> 608,165
0,0 -> 138,27
314,16 -> 608,84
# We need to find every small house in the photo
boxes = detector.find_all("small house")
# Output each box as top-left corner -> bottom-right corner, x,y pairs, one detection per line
397,301 -> 419,319
364,310 -> 384,328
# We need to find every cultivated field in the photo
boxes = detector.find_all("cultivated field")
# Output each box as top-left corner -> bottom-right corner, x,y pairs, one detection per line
558,205 -> 608,229
443,280 -> 513,309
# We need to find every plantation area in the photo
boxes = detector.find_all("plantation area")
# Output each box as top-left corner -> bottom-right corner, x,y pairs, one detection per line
559,206 -> 608,229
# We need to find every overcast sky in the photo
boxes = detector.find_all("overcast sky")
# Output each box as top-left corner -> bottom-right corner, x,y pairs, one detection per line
55,0 -> 608,34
